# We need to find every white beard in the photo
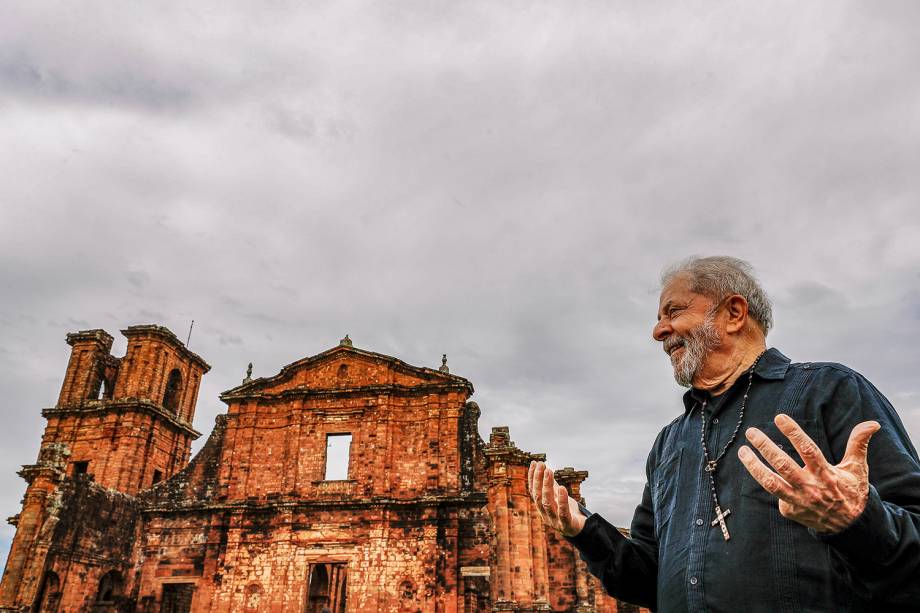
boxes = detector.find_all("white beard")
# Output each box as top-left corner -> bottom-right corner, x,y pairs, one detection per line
668,314 -> 721,387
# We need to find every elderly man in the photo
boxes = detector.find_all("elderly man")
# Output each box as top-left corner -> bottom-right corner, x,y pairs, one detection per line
529,256 -> 920,612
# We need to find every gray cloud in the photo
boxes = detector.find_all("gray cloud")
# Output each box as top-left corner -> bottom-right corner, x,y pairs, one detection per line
2,1 -> 920,570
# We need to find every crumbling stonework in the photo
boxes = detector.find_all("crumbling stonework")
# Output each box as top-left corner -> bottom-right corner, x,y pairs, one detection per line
1,326 -> 647,612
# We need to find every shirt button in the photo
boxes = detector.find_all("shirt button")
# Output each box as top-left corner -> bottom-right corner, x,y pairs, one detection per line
695,518 -> 704,526
713,417 -> 719,424
690,577 -> 699,586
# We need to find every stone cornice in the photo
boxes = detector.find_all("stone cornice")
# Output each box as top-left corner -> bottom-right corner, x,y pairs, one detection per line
483,446 -> 545,465
43,400 -> 201,439
139,492 -> 489,515
66,328 -> 114,348
220,344 -> 474,400
121,324 -> 211,372
220,381 -> 474,403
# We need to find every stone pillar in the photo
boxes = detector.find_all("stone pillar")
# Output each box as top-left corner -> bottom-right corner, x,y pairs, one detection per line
529,497 -> 550,610
508,467 -> 534,609
0,444 -> 69,610
490,470 -> 513,606
555,467 -> 593,613
484,427 -> 549,612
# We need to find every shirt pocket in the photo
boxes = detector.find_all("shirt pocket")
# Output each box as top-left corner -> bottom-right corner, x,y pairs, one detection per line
653,448 -> 682,538
740,418 -> 818,505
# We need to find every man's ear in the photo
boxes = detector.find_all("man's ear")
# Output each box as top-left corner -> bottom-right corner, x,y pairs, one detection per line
724,294 -> 748,334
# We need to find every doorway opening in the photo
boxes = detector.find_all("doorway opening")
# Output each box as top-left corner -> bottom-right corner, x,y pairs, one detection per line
305,563 -> 347,613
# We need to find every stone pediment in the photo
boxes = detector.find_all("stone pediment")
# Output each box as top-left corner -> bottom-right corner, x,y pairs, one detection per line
220,343 -> 472,400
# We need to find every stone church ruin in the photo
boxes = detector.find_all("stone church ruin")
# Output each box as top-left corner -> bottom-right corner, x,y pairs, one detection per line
1,325 -> 643,612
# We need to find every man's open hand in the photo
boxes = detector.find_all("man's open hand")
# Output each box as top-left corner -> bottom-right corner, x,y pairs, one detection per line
528,461 -> 587,537
738,413 -> 881,533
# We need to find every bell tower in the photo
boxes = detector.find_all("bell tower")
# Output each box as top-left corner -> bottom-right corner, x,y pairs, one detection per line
0,324 -> 210,610
40,324 -> 210,495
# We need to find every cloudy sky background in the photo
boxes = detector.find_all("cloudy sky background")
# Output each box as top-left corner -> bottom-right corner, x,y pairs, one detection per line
2,1 -> 919,572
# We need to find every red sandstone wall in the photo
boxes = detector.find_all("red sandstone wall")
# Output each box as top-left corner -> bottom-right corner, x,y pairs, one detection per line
38,408 -> 193,495
217,352 -> 469,503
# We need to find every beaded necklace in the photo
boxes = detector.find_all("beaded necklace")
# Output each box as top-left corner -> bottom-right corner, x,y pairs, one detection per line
698,350 -> 766,541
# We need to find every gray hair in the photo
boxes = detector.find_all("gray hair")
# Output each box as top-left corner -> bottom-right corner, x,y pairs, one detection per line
661,256 -> 774,335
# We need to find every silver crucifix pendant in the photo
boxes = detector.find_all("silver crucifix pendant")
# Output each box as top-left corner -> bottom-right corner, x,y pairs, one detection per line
711,505 -> 732,540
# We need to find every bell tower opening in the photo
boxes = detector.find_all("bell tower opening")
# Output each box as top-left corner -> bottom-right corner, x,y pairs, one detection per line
163,369 -> 183,413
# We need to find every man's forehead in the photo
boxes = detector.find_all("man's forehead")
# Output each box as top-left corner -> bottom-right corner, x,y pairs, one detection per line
658,277 -> 708,308
659,276 -> 692,302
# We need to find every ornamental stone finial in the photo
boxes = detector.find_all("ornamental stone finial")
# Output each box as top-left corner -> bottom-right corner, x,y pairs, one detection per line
243,362 -> 253,384
439,354 -> 449,374
340,334 -> 353,347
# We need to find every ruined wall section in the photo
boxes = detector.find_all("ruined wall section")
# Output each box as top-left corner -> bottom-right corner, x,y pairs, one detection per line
141,415 -> 228,506
192,504 -> 464,612
481,427 -> 646,613
125,343 -> 489,612
114,326 -> 209,426
46,479 -> 140,611
215,347 -> 475,504
38,404 -> 200,498
40,325 -> 209,496
3,331 -> 646,613
57,329 -> 117,406
0,444 -> 72,609
127,416 -> 230,610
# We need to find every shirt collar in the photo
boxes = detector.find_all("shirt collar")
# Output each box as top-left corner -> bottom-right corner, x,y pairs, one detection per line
681,347 -> 790,413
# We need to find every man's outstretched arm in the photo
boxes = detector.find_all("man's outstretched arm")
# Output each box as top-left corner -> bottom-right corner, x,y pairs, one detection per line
739,371 -> 920,605
529,461 -> 658,609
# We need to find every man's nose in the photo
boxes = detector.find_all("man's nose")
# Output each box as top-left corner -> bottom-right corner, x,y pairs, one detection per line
652,319 -> 670,342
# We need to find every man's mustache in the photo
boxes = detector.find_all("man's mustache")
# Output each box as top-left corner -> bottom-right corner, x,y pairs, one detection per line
663,336 -> 686,355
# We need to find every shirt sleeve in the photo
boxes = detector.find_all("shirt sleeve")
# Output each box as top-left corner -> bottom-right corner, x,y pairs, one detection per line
565,485 -> 658,609
563,434 -> 663,610
815,369 -> 920,605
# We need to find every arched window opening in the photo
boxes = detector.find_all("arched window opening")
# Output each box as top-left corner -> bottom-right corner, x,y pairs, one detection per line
32,570 -> 60,613
245,584 -> 263,611
399,578 -> 417,610
95,376 -> 115,400
95,570 -> 123,604
162,369 -> 183,413
89,365 -> 106,400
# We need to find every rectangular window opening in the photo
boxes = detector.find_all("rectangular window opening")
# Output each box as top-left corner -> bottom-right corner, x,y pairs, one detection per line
324,433 -> 352,481
72,461 -> 89,476
152,469 -> 163,485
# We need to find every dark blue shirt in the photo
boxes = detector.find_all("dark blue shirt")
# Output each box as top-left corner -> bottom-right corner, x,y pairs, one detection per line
567,348 -> 920,612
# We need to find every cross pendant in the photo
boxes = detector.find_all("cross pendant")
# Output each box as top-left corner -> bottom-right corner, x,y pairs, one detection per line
711,505 -> 732,541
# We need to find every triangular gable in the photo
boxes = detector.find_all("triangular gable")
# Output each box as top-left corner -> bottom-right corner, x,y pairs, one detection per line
221,344 -> 471,399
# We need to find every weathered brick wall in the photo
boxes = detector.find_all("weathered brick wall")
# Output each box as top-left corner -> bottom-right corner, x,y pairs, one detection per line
40,325 -> 210,496
38,405 -> 197,496
38,477 -> 140,612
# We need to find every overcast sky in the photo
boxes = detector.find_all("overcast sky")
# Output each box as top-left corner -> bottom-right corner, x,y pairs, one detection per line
2,1 -> 919,573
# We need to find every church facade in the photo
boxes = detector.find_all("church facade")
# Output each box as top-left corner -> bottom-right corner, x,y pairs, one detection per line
0,325 -> 643,612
